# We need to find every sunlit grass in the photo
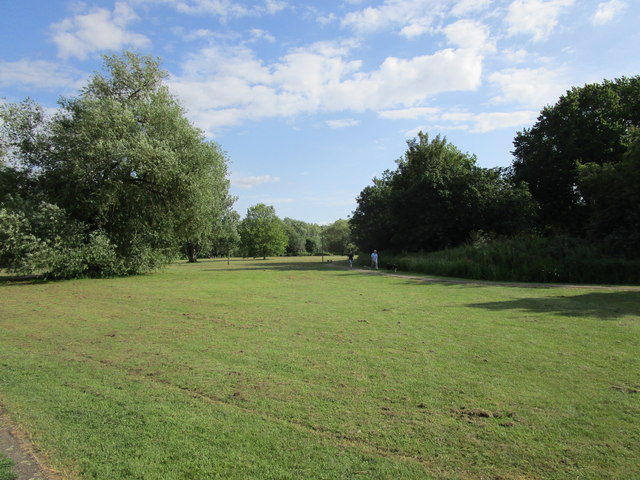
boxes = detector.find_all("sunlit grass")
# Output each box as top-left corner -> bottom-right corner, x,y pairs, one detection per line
0,455 -> 16,480
1,257 -> 638,479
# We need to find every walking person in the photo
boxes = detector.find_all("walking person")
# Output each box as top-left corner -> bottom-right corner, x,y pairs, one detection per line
348,252 -> 354,268
370,249 -> 378,270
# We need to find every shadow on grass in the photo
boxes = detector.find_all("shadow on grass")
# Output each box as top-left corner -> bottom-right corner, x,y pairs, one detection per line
0,274 -> 47,286
466,291 -> 640,321
198,258 -> 348,273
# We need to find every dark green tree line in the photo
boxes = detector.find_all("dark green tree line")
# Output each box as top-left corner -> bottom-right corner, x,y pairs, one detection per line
350,132 -> 536,253
511,76 -> 640,234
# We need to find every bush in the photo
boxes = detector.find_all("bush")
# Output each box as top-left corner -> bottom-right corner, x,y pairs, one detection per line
0,201 -> 169,279
379,235 -> 640,285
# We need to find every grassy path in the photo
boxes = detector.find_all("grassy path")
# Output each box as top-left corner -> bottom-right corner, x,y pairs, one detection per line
1,257 -> 638,479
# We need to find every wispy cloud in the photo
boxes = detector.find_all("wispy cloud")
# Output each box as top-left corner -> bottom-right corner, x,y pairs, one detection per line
443,19 -> 496,52
232,174 -> 281,189
50,2 -> 150,59
489,67 -> 567,108
451,0 -> 492,16
505,0 -> 575,42
378,107 -> 439,120
341,0 -> 448,37
326,119 -> 360,128
469,110 -> 539,133
592,0 -> 627,25
0,59 -> 85,90
386,106 -> 537,134
133,0 -> 287,19
170,40 -> 484,134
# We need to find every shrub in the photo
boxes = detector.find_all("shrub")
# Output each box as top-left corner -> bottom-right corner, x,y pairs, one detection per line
0,201 -> 169,279
379,235 -> 640,285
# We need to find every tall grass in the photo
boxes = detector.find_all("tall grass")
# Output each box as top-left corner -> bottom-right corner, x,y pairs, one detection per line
374,235 -> 640,284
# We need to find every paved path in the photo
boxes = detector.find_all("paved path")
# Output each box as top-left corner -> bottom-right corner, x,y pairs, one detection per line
0,409 -> 63,480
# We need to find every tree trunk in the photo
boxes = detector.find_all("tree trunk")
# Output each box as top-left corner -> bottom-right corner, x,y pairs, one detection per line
186,244 -> 199,263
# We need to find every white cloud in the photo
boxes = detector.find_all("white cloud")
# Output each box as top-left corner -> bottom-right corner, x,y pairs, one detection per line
0,59 -> 85,90
137,0 -> 287,19
232,174 -> 281,189
404,109 -> 539,134
341,0 -> 448,36
505,0 -> 575,42
263,0 -> 287,15
451,0 -> 492,16
317,12 -> 337,25
50,2 -> 150,59
489,67 -> 567,108
170,40 -> 485,134
444,19 -> 496,52
469,110 -> 539,133
500,48 -> 530,63
249,28 -> 276,43
592,0 -> 627,25
378,107 -> 439,119
326,119 -> 360,128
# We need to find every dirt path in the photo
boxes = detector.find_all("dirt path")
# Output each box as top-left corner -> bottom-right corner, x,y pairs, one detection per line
0,409 -> 63,480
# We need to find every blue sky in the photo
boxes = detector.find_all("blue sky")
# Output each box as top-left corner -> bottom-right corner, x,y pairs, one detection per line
1,0 -> 638,224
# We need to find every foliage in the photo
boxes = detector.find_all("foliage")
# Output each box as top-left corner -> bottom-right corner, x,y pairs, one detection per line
380,234 -> 640,285
0,199 -> 128,279
0,52 -> 233,277
282,218 -> 321,255
322,219 -> 355,255
239,203 -> 288,258
577,127 -> 640,254
351,132 -> 536,253
511,76 -> 640,233
349,172 -> 394,253
209,209 -> 241,259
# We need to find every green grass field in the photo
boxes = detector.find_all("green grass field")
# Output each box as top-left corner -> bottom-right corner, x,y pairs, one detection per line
0,257 -> 638,479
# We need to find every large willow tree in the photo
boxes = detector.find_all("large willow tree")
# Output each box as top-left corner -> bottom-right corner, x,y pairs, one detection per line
0,52 -> 233,277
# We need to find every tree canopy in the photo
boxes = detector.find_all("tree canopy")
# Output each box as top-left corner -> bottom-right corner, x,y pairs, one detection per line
350,132 -> 535,253
511,76 -> 640,233
0,52 -> 233,277
239,204 -> 288,259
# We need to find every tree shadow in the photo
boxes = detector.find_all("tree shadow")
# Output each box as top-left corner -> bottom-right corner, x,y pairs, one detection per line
0,274 -> 48,286
199,257 -> 349,273
466,291 -> 640,321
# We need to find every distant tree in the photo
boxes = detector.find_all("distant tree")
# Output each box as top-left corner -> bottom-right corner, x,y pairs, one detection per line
282,218 -> 325,255
511,76 -> 640,233
304,223 -> 323,254
239,204 -> 288,259
323,219 -> 354,255
210,209 -> 241,262
283,218 -> 309,255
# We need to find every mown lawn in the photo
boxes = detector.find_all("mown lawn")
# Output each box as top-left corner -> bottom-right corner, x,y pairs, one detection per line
0,257 -> 638,479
